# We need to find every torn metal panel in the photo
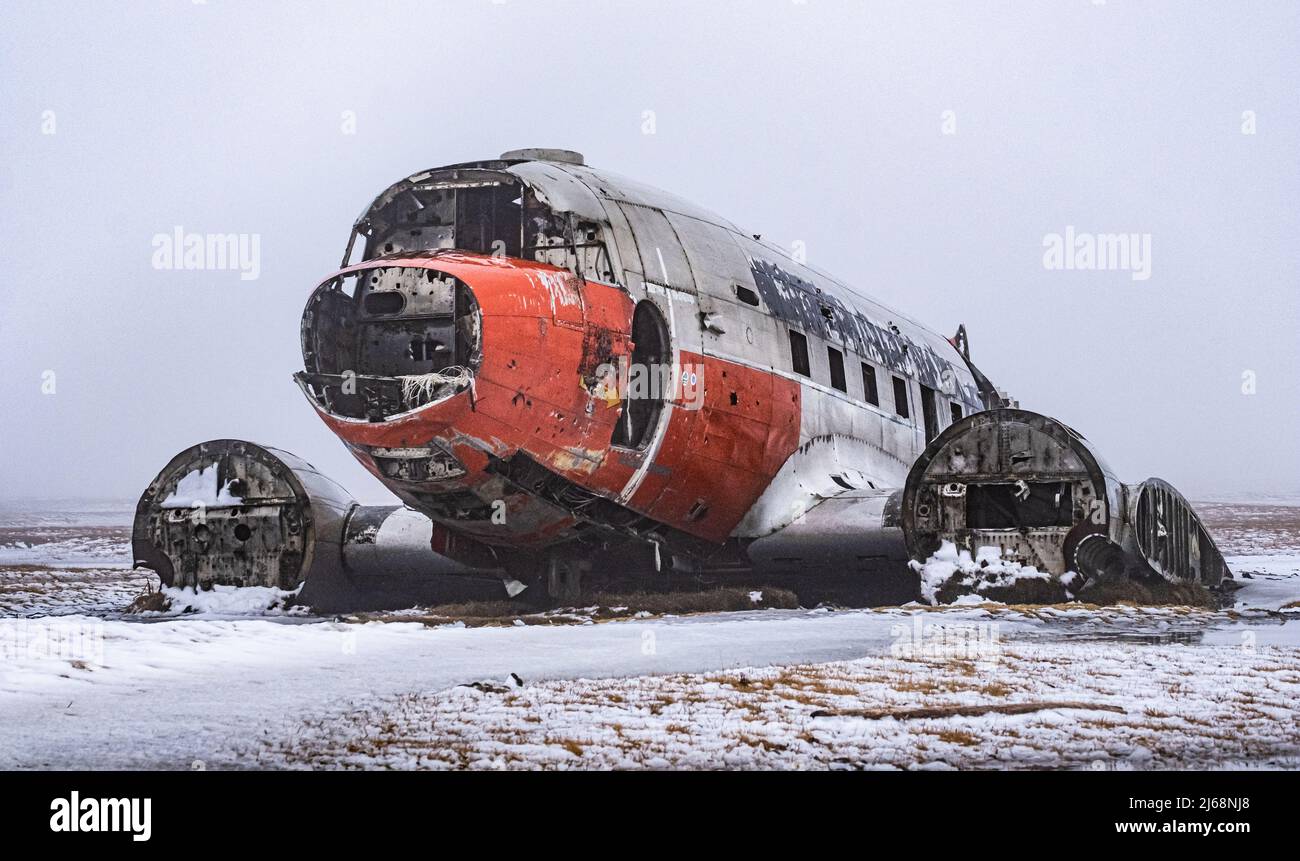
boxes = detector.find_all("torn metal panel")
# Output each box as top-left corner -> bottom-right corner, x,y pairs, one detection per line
505,160 -> 610,224
132,440 -> 506,610
901,409 -> 1229,588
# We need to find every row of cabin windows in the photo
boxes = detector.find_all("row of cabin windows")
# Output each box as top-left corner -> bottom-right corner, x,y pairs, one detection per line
787,328 -> 965,442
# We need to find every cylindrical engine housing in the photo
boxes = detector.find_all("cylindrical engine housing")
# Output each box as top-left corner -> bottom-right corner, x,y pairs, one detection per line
133,439 -> 506,610
901,410 -> 1228,587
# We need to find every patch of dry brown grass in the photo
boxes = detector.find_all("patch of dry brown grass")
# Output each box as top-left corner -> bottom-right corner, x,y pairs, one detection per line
1080,578 -> 1218,608
125,590 -> 170,614
934,729 -> 982,747
355,587 -> 800,627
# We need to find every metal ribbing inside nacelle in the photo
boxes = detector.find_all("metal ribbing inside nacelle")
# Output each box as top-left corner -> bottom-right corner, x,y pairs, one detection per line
133,440 -> 508,609
901,409 -> 1111,574
132,440 -> 337,591
901,409 -> 1231,587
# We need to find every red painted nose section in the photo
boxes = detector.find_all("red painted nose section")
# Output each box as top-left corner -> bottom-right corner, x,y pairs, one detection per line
298,251 -> 637,549
298,250 -> 803,559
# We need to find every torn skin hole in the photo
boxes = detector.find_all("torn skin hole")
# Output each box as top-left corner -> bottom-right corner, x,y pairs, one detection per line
734,284 -> 761,306
686,500 -> 710,522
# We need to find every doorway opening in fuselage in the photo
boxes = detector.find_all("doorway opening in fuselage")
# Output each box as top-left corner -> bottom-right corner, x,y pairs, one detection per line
611,301 -> 669,450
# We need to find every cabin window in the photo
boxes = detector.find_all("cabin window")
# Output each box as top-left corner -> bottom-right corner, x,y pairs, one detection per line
789,330 -> 810,377
827,347 -> 847,392
950,402 -> 963,424
861,363 -> 879,406
920,384 -> 939,442
892,376 -> 910,419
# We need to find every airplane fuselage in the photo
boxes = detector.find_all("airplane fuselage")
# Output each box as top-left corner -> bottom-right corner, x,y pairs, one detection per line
295,150 -> 990,578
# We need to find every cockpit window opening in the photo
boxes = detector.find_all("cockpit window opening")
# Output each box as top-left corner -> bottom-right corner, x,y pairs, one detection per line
298,265 -> 481,421
358,176 -> 615,285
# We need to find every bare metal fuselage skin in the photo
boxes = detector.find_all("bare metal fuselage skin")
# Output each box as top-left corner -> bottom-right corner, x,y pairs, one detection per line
296,153 -> 984,578
133,150 -> 1227,606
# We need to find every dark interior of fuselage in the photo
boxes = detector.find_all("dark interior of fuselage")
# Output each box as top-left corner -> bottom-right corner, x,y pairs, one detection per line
611,301 -> 669,450
299,266 -> 482,421
301,176 -> 637,429
365,181 -> 525,259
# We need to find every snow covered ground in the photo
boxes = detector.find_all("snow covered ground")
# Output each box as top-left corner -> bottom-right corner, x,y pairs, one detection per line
1,498 -> 1298,769
265,640 -> 1300,770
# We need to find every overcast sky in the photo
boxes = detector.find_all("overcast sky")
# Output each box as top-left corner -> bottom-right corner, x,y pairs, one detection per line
1,0 -> 1296,503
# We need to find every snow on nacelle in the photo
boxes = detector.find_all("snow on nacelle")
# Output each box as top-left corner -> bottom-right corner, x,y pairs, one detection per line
291,150 -> 999,598
901,409 -> 1230,590
132,439 -> 512,611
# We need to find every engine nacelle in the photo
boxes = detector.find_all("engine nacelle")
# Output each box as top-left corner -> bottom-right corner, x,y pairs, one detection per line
132,439 -> 508,611
901,409 -> 1230,588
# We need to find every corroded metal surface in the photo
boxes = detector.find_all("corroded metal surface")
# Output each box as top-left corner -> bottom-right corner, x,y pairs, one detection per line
301,151 -> 993,590
138,153 -> 1218,605
133,440 -> 504,610
901,409 -> 1230,587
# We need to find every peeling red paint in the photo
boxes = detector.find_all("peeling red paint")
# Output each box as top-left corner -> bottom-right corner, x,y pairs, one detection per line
628,351 -> 801,542
304,251 -> 802,559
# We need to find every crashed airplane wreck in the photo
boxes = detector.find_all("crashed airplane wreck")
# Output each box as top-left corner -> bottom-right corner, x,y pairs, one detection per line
134,149 -> 1230,610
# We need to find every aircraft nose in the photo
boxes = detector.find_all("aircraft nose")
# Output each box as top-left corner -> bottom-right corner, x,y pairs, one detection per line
295,251 -> 638,462
297,258 -> 483,423
295,251 -> 640,548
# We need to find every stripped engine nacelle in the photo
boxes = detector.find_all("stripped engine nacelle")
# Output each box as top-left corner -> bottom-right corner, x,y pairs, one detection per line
901,409 -> 1230,588
132,439 -> 507,611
